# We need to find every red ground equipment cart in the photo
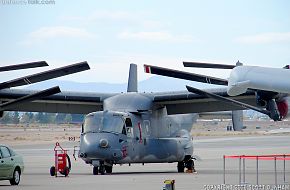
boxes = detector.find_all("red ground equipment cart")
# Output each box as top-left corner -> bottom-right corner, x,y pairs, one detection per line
50,142 -> 71,177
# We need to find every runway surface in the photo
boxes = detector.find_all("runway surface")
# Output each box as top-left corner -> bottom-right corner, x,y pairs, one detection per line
0,135 -> 289,190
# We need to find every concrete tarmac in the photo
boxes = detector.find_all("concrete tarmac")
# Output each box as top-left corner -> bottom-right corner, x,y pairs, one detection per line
0,135 -> 289,190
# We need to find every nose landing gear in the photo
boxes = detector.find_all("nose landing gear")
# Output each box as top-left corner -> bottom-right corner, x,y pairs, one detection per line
92,161 -> 113,175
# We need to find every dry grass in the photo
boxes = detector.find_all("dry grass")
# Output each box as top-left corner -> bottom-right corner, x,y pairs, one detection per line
191,131 -> 263,137
0,124 -> 81,145
1,121 -> 289,145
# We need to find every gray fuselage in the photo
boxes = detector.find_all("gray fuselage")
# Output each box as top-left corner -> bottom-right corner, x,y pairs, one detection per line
79,93 -> 196,166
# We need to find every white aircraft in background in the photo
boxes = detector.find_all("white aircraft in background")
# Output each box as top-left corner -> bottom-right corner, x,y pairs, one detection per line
144,61 -> 290,121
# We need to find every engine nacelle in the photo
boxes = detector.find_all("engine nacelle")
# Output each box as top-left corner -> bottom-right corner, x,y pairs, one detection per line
227,66 -> 290,96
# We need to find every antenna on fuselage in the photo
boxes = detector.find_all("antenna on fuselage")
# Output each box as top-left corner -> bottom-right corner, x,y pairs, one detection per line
127,63 -> 138,92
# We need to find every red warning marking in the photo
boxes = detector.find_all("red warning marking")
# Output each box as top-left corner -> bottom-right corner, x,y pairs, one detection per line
121,146 -> 128,158
138,122 -> 143,143
144,65 -> 151,73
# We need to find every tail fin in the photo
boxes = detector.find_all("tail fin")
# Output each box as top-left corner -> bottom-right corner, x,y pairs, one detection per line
127,63 -> 138,92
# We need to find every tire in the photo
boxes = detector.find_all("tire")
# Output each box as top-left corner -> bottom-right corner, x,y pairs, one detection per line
93,166 -> 99,175
10,168 -> 21,185
50,166 -> 56,176
105,166 -> 112,174
99,165 -> 105,175
177,161 -> 184,173
185,159 -> 193,170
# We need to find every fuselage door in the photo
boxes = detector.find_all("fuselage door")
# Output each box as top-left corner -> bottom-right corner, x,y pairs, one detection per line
125,118 -> 133,138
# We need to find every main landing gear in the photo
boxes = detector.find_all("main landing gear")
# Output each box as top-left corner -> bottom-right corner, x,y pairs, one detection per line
93,162 -> 113,175
177,156 -> 196,173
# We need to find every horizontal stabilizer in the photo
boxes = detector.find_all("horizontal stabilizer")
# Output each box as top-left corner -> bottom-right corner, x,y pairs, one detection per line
183,61 -> 236,69
144,64 -> 228,85
186,85 -> 271,117
0,61 -> 90,90
0,86 -> 61,111
0,61 -> 48,72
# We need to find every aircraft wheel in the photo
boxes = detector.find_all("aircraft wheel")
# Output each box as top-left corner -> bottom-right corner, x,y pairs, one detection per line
99,165 -> 105,175
185,159 -> 193,170
105,165 -> 112,174
177,161 -> 184,173
10,168 -> 21,185
93,166 -> 99,175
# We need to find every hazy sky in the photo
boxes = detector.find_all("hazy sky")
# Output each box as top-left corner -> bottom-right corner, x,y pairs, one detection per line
0,0 -> 290,84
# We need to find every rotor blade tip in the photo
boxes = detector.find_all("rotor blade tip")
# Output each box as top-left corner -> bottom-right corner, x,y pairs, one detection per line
144,65 -> 151,73
52,86 -> 61,92
185,85 -> 195,92
83,61 -> 90,69
41,61 -> 49,66
76,61 -> 90,70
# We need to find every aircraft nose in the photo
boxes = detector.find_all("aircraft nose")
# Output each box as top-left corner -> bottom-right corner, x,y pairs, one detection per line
79,133 -> 122,160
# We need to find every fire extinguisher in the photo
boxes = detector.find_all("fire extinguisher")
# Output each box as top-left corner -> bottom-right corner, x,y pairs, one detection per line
50,142 -> 71,177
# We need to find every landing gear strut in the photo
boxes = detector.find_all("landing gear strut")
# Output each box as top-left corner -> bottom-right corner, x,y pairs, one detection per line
177,161 -> 184,173
93,166 -> 99,175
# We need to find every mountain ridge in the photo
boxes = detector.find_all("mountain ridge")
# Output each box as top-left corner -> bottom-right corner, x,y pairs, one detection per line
26,76 -> 219,93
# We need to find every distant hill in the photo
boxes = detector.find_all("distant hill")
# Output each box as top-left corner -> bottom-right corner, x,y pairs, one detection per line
26,76 -> 219,93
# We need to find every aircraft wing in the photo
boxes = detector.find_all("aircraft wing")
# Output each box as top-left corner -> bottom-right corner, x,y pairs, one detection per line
151,88 -> 256,115
0,89 -> 116,114
0,61 -> 119,114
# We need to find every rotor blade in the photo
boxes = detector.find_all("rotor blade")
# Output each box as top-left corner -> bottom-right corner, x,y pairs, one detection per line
186,85 -> 271,116
183,61 -> 236,69
0,61 -> 90,90
144,64 -> 228,85
0,61 -> 48,72
0,86 -> 61,111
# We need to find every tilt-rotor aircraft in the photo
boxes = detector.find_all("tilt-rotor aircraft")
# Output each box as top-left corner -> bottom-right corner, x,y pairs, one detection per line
0,61 -> 277,175
144,61 -> 290,122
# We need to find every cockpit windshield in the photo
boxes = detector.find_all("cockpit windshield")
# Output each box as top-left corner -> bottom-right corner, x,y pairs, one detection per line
102,116 -> 124,134
83,113 -> 102,133
83,111 -> 125,134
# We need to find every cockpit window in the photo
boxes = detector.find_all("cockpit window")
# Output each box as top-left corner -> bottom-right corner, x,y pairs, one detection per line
125,118 -> 132,127
83,114 -> 102,133
83,112 -> 125,134
102,116 -> 124,134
